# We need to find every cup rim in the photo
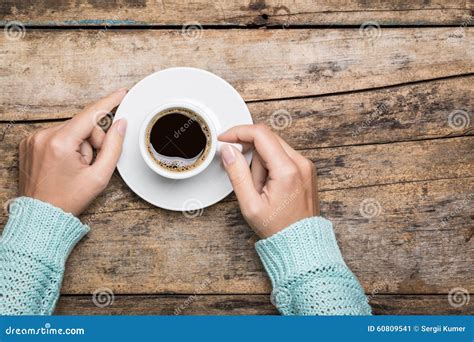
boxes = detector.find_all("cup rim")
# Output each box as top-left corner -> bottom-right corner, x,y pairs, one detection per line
139,100 -> 218,180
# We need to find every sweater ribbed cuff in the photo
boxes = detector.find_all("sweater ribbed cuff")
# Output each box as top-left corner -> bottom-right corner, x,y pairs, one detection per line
1,197 -> 89,267
255,217 -> 346,288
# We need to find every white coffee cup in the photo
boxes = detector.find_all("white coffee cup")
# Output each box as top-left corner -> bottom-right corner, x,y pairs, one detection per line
139,99 -> 241,179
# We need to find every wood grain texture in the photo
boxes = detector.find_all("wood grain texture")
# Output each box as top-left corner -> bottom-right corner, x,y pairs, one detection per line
1,177 -> 471,295
55,294 -> 474,315
251,76 -> 474,149
2,73 -> 472,150
1,0 -> 473,26
1,28 -> 473,120
1,12 -> 472,314
1,119 -> 472,211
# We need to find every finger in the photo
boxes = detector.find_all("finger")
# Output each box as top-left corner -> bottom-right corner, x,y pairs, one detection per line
275,135 -> 319,215
46,122 -> 65,134
239,142 -> 253,154
275,135 -> 313,177
62,88 -> 127,141
91,118 -> 127,179
220,144 -> 260,206
274,135 -> 306,164
79,141 -> 94,165
312,168 -> 320,216
89,126 -> 106,149
218,124 -> 293,176
251,152 -> 267,193
18,138 -> 27,195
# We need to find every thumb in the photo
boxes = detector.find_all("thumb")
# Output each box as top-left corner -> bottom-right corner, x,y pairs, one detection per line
220,144 -> 260,205
92,119 -> 127,178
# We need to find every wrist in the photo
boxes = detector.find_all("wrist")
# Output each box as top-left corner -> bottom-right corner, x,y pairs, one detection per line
1,197 -> 89,267
258,213 -> 314,238
255,216 -> 346,287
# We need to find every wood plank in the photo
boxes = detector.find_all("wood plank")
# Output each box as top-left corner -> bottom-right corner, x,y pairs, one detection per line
55,294 -> 474,315
251,76 -> 474,149
1,28 -> 472,120
56,294 -> 278,316
2,72 -> 472,150
1,0 -> 472,26
370,295 -> 474,315
1,122 -> 472,211
2,177 -> 471,294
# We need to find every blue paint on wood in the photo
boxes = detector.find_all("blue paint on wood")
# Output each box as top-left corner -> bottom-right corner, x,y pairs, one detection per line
0,19 -> 148,26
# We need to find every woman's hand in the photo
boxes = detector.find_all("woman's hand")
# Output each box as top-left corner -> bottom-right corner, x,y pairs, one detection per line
18,89 -> 128,216
219,124 -> 320,238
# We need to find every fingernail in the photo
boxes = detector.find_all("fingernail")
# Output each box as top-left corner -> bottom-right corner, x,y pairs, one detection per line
116,119 -> 127,136
221,144 -> 236,165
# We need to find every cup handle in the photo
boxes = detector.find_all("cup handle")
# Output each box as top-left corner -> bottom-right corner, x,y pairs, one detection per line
216,141 -> 243,154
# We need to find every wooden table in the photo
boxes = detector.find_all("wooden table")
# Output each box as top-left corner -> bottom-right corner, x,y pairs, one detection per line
1,1 -> 473,315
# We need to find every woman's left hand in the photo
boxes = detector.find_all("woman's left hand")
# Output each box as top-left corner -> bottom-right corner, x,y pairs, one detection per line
19,89 -> 128,216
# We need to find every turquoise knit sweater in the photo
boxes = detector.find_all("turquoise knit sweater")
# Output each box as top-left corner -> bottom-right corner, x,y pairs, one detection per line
0,197 -> 371,315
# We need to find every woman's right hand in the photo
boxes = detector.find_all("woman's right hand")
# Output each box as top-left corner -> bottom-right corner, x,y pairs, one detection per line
219,124 -> 320,238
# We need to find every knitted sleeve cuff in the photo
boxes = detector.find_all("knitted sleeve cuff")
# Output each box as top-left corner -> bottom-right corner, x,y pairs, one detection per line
255,217 -> 346,287
1,197 -> 89,267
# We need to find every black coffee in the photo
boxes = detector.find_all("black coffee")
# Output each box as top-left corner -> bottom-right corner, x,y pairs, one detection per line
146,108 -> 211,172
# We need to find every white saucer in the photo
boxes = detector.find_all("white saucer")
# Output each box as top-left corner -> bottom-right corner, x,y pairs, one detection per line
114,67 -> 253,211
